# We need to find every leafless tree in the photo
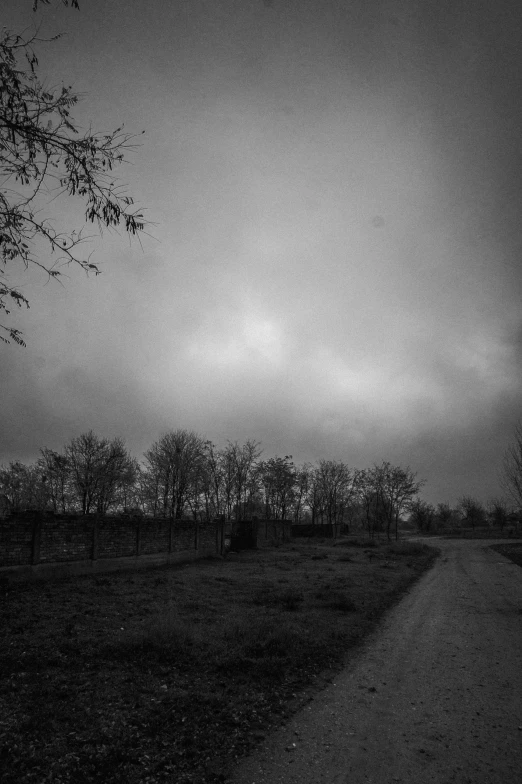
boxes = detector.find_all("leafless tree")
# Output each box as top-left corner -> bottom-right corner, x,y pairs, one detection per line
373,462 -> 424,541
487,498 -> 509,530
65,430 -> 135,514
224,440 -> 262,520
38,448 -> 72,512
258,456 -> 296,520
409,498 -> 436,533
0,460 -> 47,510
143,430 -> 207,519
434,502 -> 458,529
313,460 -> 356,530
457,496 -> 487,531
291,463 -> 313,523
304,465 -> 326,527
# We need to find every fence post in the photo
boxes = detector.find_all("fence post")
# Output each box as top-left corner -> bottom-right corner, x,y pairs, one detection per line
31,514 -> 42,565
91,515 -> 99,561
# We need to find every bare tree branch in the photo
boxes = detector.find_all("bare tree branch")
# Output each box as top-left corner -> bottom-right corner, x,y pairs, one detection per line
1,9 -> 146,344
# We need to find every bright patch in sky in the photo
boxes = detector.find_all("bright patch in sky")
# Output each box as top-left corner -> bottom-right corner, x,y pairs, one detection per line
188,307 -> 284,371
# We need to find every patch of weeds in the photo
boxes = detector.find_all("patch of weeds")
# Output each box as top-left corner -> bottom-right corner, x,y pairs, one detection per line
327,593 -> 357,612
59,638 -> 83,656
311,552 -> 328,560
386,542 -> 432,556
337,553 -> 352,562
110,610 -> 204,663
314,588 -> 328,600
218,616 -> 308,676
334,537 -> 377,548
246,622 -> 300,657
280,588 -> 304,610
315,589 -> 356,613
251,585 -> 304,611
185,600 -> 204,611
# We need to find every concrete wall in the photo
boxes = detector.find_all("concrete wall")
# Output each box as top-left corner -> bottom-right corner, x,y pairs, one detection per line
256,519 -> 292,545
291,523 -> 341,538
0,512 -> 223,579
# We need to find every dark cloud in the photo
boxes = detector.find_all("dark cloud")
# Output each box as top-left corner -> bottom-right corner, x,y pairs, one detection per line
1,0 -> 521,505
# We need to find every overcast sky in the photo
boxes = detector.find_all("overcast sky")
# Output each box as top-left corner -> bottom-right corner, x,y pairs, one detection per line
1,0 -> 521,506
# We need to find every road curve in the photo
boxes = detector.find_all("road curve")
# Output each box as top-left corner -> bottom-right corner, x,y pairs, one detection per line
230,539 -> 522,784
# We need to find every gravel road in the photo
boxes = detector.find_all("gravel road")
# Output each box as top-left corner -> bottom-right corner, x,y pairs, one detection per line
230,539 -> 522,784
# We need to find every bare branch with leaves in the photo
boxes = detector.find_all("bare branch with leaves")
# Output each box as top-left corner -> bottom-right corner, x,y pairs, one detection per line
1,2 -> 146,344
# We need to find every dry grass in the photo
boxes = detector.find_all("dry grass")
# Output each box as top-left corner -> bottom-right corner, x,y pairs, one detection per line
438,526 -> 521,539
0,538 -> 438,784
490,542 -> 522,568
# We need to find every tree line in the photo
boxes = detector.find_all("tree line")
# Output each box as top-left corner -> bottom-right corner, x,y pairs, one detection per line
408,421 -> 522,534
2,423 -> 521,538
0,429 -> 422,540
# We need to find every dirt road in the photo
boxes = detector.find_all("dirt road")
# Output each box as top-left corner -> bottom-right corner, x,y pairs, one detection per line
230,539 -> 522,784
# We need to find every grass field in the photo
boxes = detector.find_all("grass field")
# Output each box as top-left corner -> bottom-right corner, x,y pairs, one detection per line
1,538 -> 438,784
